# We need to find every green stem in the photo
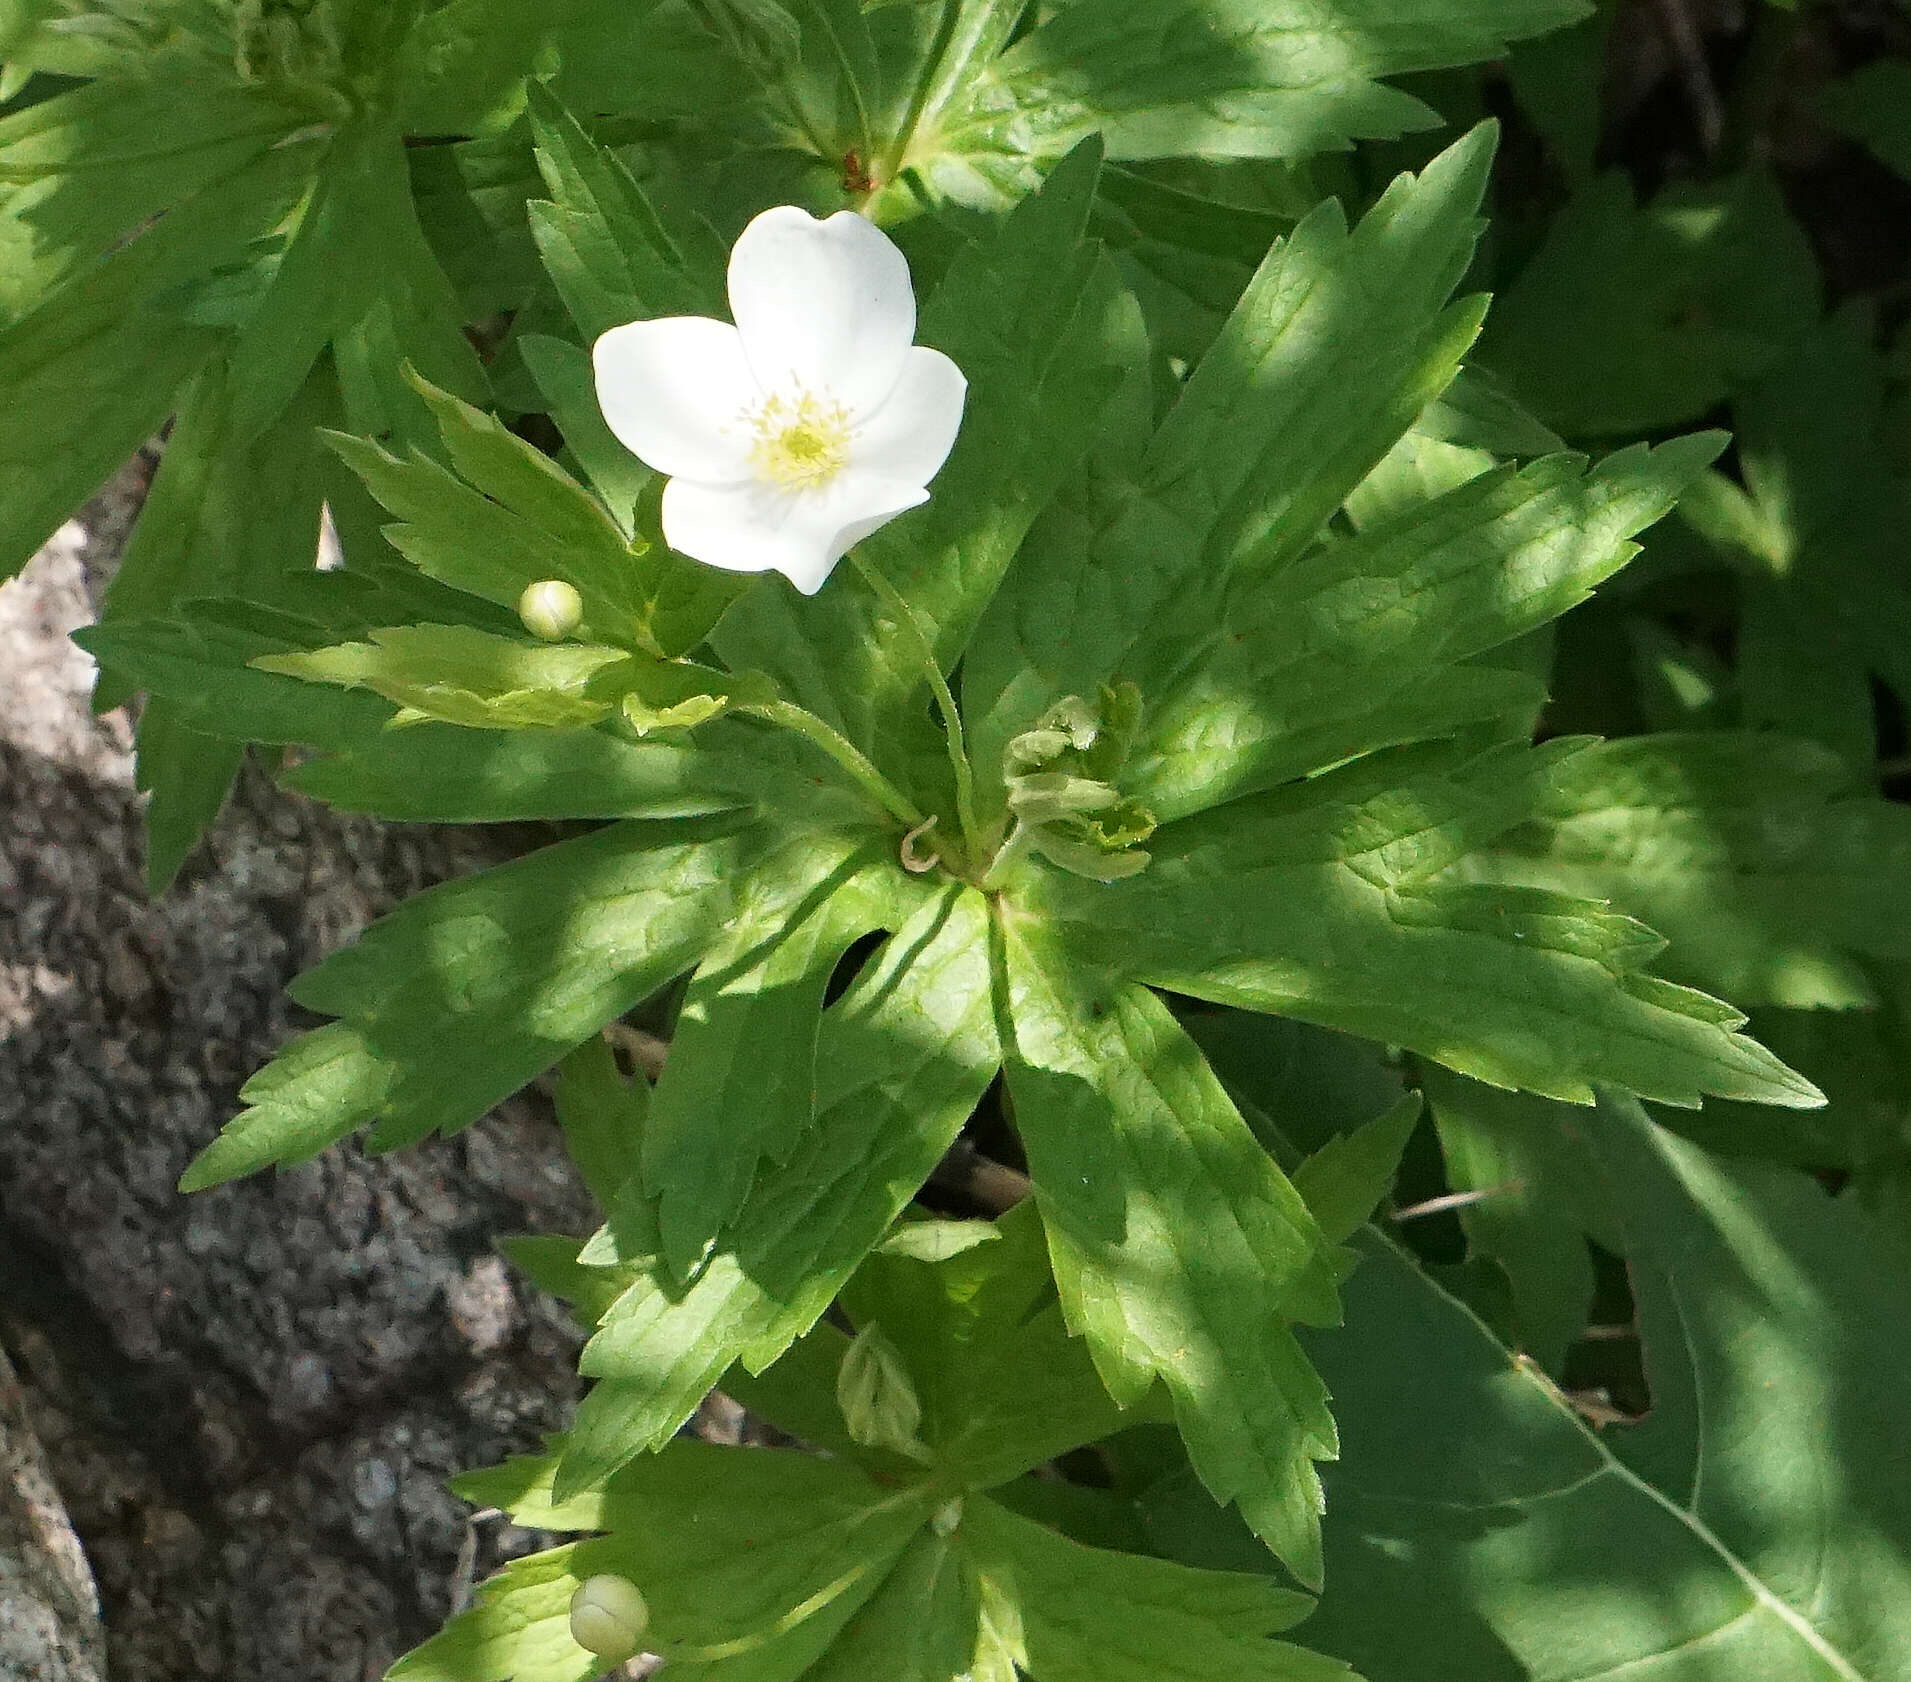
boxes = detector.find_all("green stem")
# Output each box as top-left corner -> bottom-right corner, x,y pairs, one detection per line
747,698 -> 927,831
874,0 -> 960,189
849,549 -> 981,861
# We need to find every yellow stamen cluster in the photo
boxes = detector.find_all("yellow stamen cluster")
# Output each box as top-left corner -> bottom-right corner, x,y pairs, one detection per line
747,388 -> 853,490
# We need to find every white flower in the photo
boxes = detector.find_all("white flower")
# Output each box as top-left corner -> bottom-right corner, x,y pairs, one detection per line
593,207 -> 967,596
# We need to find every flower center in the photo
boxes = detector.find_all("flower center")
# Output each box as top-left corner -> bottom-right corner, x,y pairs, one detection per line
747,388 -> 853,490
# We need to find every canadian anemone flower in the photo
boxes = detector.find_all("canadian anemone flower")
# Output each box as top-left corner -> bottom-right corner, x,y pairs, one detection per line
593,207 -> 966,595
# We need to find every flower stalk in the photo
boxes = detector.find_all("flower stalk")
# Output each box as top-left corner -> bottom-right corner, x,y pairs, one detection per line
745,698 -> 928,832
848,549 -> 980,864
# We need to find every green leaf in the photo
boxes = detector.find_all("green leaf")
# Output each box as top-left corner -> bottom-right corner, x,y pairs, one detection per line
1503,4 -> 1613,183
978,0 -> 1586,164
386,1544 -> 598,1682
408,132 -> 547,320
131,708 -> 244,898
554,1033 -> 648,1211
395,1440 -> 932,1682
1022,740 -> 1825,1111
1594,1093 -> 1911,1672
408,371 -> 626,557
446,1397 -> 1360,1682
331,264 -> 492,456
1457,732 -> 1911,1010
333,371 -> 736,660
1415,362 -> 1568,458
516,331 -> 650,534
0,0 -> 198,79
1670,990 -> 1911,1182
451,1440 -> 615,1534
1143,122 -> 1495,580
371,370 -> 646,624
1481,170 -> 1821,435
525,81 -> 710,342
0,70 -> 298,320
0,135 -> 317,579
801,1531 -> 981,1682
960,1496 -> 1347,1682
1822,59 -> 1911,185
97,353 -> 334,761
1290,1094 -> 1421,1247
603,1443 -> 935,1670
1133,435 -> 1724,820
179,816 -> 768,1187
847,0 -> 1058,216
325,429 -> 612,624
1341,427 -> 1496,536
178,1022 -> 396,1193
1420,1065 -> 1610,1374
717,1318 -> 869,1467
1191,1013 -> 1414,1163
641,851 -> 922,1276
545,0 -> 760,123
1261,1101 -> 1911,1680
255,623 -> 638,731
840,1201 -> 1131,1490
259,619 -> 760,733
225,121 -> 487,443
390,0 -> 603,134
283,719 -> 757,823
1730,307 -> 1911,733
965,125 -> 1497,779
1000,921 -> 1342,1585
85,599 -> 757,825
78,601 -> 400,752
560,885 -> 1000,1493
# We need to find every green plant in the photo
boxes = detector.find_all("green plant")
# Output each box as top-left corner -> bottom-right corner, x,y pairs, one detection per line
15,0 -> 1911,1676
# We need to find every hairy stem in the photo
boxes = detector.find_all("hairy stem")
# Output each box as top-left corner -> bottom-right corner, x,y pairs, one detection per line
747,698 -> 927,831
849,550 -> 981,861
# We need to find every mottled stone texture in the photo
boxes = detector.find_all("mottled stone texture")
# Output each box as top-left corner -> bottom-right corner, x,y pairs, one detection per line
0,467 -> 602,1679
0,1348 -> 105,1682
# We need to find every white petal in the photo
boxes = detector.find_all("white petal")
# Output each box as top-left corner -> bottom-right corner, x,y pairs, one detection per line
663,471 -> 928,595
851,347 -> 966,486
728,208 -> 915,414
593,317 -> 758,483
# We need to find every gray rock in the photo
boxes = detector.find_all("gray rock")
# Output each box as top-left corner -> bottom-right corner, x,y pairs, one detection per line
0,1349 -> 106,1682
0,467 -> 604,1679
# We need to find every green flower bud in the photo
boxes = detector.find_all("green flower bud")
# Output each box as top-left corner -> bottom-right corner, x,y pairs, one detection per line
518,579 -> 583,641
836,1323 -> 931,1462
569,1574 -> 649,1663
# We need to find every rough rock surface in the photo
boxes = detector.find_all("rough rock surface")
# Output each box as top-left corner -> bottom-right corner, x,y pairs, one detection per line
0,1348 -> 106,1682
0,465 -> 606,1679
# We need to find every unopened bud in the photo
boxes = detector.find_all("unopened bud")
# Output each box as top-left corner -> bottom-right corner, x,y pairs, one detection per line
837,1323 -> 930,1462
569,1574 -> 649,1662
519,578 -> 582,641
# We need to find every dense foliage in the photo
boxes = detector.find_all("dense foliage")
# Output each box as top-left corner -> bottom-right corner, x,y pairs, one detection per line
8,0 -> 1911,1676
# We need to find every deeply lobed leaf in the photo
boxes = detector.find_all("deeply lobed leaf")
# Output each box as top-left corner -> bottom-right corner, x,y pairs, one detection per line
1024,741 -> 1825,1110
1001,920 -> 1344,1585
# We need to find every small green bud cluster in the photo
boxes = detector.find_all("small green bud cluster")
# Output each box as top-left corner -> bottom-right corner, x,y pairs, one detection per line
232,0 -> 344,91
1001,682 -> 1156,882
